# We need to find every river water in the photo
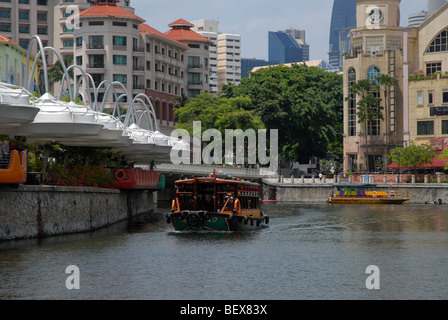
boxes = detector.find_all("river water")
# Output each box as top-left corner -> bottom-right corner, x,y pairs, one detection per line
0,202 -> 447,300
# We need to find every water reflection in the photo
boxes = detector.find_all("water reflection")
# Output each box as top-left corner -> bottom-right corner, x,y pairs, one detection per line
1,202 -> 448,300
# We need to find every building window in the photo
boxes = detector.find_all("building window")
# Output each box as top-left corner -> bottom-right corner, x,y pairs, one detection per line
426,62 -> 442,76
417,93 -> 423,106
63,40 -> 74,47
19,40 -> 29,49
188,56 -> 200,68
0,24 -> 11,32
188,44 -> 200,49
19,11 -> 29,21
19,25 -> 30,34
37,27 -> 48,35
366,36 -> 383,56
37,12 -> 47,22
0,10 -> 10,19
113,55 -> 127,65
417,121 -> 434,135
89,36 -> 104,49
442,120 -> 448,135
387,37 -> 401,51
347,68 -> 357,137
37,0 -> 47,5
89,21 -> 104,26
113,74 -> 127,84
444,91 -> 448,104
367,66 -> 380,84
188,73 -> 201,85
113,36 -> 127,47
428,92 -> 434,105
88,55 -> 104,68
426,28 -> 448,53
76,56 -> 82,66
114,55 -> 127,66
91,74 -> 104,87
76,37 -> 82,47
113,21 -> 127,27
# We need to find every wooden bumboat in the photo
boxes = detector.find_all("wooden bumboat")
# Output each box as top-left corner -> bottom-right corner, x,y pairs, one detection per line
327,184 -> 410,204
166,175 -> 269,232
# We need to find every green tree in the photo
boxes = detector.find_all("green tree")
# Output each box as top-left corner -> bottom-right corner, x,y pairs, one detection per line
48,58 -> 73,86
388,142 -> 435,171
222,64 -> 343,163
174,92 -> 265,165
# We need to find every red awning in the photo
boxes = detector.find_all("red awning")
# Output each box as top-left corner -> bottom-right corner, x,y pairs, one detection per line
387,156 -> 448,170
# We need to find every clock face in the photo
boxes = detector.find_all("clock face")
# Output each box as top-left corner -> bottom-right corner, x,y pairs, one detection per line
368,8 -> 383,23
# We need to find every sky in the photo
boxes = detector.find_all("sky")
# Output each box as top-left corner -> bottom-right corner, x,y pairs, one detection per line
131,0 -> 429,62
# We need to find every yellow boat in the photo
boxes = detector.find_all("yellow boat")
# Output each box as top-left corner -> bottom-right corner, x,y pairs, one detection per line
327,184 -> 410,204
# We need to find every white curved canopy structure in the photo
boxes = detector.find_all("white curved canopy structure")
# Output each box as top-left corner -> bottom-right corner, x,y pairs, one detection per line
2,35 -> 190,165
0,83 -> 39,131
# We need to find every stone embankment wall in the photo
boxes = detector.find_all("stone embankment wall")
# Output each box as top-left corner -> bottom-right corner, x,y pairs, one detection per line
262,181 -> 448,204
0,185 -> 154,241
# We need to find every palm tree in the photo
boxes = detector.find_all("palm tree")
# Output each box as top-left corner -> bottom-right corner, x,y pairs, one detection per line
347,79 -> 382,172
48,58 -> 74,86
376,74 -> 398,169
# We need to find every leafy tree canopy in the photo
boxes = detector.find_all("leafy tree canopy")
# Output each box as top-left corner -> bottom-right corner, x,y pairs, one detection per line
222,64 -> 343,163
174,92 -> 265,136
388,142 -> 435,170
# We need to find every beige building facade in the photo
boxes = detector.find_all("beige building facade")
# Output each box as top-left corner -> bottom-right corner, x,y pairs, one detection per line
342,0 -> 448,172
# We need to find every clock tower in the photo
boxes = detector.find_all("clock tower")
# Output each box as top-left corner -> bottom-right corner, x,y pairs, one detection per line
355,0 -> 401,29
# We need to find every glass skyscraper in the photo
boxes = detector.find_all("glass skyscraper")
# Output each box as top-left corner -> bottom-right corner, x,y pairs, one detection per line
328,0 -> 357,68
268,31 -> 304,65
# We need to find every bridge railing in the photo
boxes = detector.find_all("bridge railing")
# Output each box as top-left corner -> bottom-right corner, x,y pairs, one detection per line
155,163 -> 277,178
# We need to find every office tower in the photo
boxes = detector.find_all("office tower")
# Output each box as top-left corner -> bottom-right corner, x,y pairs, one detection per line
268,31 -> 304,65
279,28 -> 310,61
328,0 -> 356,68
241,58 -> 268,78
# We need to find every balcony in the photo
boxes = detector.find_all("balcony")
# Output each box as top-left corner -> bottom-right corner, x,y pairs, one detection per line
133,84 -> 145,90
132,65 -> 145,72
89,44 -> 104,50
86,63 -> 105,69
187,64 -> 203,70
188,81 -> 203,86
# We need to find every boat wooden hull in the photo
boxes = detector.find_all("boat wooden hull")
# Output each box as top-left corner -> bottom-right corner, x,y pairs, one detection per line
167,211 -> 270,232
327,197 -> 410,204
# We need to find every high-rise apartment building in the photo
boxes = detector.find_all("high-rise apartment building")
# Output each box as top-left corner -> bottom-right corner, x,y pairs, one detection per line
328,0 -> 356,69
191,19 -> 219,93
191,19 -> 241,93
0,0 -> 132,62
217,33 -> 241,92
164,18 -> 213,98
